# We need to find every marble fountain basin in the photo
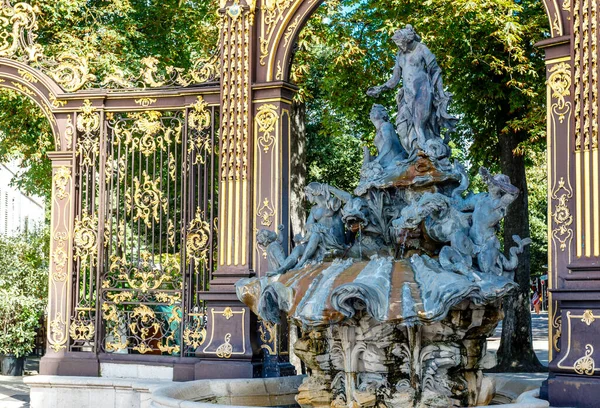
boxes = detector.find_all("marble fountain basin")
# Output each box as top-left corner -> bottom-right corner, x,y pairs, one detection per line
149,375 -> 550,408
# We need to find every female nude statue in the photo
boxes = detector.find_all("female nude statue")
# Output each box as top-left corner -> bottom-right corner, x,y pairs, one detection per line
367,25 -> 457,155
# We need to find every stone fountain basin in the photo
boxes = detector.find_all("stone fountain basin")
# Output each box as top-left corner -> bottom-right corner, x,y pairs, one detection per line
149,375 -> 550,408
150,376 -> 304,408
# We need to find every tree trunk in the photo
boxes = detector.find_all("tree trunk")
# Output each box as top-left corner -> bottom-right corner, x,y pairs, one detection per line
290,100 -> 307,240
494,130 -> 545,372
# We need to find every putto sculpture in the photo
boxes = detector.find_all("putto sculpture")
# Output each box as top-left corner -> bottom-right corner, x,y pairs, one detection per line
237,25 -> 530,408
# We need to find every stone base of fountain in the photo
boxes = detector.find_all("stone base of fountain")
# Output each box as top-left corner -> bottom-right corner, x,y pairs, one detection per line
293,300 -> 503,408
147,375 -> 550,408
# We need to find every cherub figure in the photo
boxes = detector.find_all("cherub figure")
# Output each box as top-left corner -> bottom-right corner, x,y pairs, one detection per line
294,182 -> 351,269
369,104 -> 407,167
462,168 -> 531,275
256,226 -> 286,273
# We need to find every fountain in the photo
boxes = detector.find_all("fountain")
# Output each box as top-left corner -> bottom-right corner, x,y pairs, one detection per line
234,24 -> 537,408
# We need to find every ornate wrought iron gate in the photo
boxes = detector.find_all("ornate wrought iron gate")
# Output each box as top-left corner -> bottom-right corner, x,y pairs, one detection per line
68,101 -> 219,357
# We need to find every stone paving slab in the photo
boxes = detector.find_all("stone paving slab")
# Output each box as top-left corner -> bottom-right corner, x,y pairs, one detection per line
0,376 -> 29,408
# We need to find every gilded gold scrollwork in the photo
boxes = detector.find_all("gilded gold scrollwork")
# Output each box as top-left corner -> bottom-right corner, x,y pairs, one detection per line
101,55 -> 220,89
552,178 -> 573,252
18,68 -> 37,83
257,198 -> 276,227
276,60 -> 283,81
155,292 -> 181,305
115,252 -> 174,294
10,80 -> 33,96
53,166 -> 70,200
548,62 -> 572,124
188,97 -> 213,165
47,52 -> 96,92
259,321 -> 278,355
186,207 -> 211,266
106,291 -> 134,304
49,311 -> 67,352
0,2 -> 42,62
0,2 -> 214,90
216,333 -> 233,358
260,0 -> 294,65
189,96 -> 211,131
102,303 -> 129,352
77,100 -> 100,133
69,311 -> 95,342
51,231 -> 68,282
553,314 -> 562,352
184,314 -> 207,349
73,212 -> 98,266
125,171 -> 168,228
76,100 -> 100,166
49,93 -> 67,108
574,344 -> 596,375
134,97 -> 157,107
256,104 -> 278,153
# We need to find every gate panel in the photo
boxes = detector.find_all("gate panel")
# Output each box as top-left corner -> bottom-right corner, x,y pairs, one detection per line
68,98 -> 219,357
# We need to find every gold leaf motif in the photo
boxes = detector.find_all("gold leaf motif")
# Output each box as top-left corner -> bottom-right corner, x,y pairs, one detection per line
155,292 -> 181,305
11,81 -> 34,95
574,344 -> 596,375
115,252 -> 174,294
257,198 -> 275,227
548,62 -> 572,124
259,321 -> 278,355
18,68 -> 37,83
189,96 -> 211,131
186,207 -> 211,266
0,3 -> 43,62
553,314 -> 562,352
135,97 -> 157,107
48,53 -> 95,92
49,312 -> 67,352
69,313 -> 95,341
216,333 -> 233,359
276,60 -> 283,81
49,93 -> 67,108
76,100 -> 100,166
51,232 -> 68,282
552,178 -> 573,252
73,212 -> 98,266
260,0 -> 294,65
53,166 -> 70,200
223,307 -> 234,320
582,310 -> 596,325
167,218 -> 176,247
183,314 -> 207,349
106,291 -> 134,304
125,171 -> 168,228
256,104 -> 278,153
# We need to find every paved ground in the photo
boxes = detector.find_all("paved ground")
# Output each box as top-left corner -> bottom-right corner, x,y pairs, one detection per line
488,311 -> 549,367
0,358 -> 38,408
0,314 -> 550,408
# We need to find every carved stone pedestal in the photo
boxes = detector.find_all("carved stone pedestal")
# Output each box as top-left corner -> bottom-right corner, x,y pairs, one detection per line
294,301 -> 502,408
